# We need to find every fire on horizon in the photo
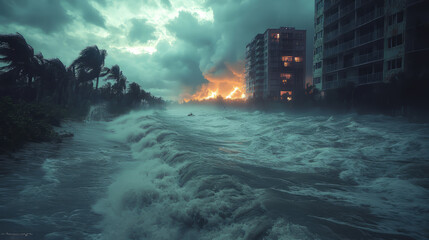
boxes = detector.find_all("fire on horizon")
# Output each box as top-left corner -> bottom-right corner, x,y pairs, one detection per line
182,62 -> 247,102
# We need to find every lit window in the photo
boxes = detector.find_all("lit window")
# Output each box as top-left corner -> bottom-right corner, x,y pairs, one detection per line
294,57 -> 303,62
280,91 -> 292,96
280,91 -> 293,100
282,56 -> 293,62
284,62 -> 290,67
277,33 -> 280,39
282,79 -> 288,84
280,73 -> 292,79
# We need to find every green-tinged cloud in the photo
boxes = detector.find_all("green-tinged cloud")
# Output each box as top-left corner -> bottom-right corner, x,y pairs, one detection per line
128,18 -> 156,43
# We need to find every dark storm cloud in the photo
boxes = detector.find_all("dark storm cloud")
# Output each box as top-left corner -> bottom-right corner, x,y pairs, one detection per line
201,0 -> 314,78
154,40 -> 209,89
128,19 -> 157,43
65,0 -> 106,28
166,12 -> 215,47
0,0 -> 72,33
0,0 -> 107,33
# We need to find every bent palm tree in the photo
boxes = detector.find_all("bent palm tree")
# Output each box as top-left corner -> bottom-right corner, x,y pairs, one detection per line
105,64 -> 126,95
71,45 -> 108,90
0,33 -> 39,87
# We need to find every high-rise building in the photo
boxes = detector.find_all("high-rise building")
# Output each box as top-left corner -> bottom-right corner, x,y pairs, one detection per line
245,27 -> 306,100
313,0 -> 429,90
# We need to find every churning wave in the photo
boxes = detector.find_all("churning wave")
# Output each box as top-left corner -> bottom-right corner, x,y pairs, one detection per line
92,106 -> 429,240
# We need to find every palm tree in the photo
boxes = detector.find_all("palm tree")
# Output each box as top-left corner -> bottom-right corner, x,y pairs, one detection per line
126,82 -> 141,105
105,64 -> 126,95
71,45 -> 108,90
38,58 -> 70,104
0,33 -> 39,87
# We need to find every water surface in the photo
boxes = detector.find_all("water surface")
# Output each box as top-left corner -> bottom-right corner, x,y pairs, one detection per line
1,106 -> 428,239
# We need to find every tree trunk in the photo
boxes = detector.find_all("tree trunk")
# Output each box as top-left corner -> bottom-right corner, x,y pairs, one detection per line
28,75 -> 32,87
96,76 -> 99,90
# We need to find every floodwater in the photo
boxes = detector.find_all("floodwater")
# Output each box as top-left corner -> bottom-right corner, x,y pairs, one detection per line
1,106 -> 428,240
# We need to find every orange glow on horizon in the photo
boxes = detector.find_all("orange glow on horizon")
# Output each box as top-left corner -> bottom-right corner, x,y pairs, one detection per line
182,61 -> 246,102
226,87 -> 245,99
204,89 -> 218,100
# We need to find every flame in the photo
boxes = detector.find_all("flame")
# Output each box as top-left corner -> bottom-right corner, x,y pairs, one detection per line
226,87 -> 246,99
182,61 -> 246,102
226,87 -> 239,99
204,89 -> 218,100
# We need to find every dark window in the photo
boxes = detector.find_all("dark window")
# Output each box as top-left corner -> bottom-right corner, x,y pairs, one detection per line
314,62 -> 322,70
317,0 -> 324,11
388,34 -> 403,48
397,34 -> 403,45
397,11 -> 404,23
388,58 -> 402,70
314,77 -> 321,84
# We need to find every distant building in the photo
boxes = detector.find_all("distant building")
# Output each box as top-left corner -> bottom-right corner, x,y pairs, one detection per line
245,27 -> 306,100
313,0 -> 429,91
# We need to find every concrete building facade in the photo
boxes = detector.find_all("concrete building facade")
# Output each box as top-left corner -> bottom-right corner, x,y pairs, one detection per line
313,0 -> 325,90
312,0 -> 429,90
245,27 -> 306,100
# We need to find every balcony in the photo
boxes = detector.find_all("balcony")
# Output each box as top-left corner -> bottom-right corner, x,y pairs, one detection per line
325,29 -> 339,41
325,0 -> 341,10
323,80 -> 339,90
340,4 -> 355,18
325,63 -> 339,72
357,30 -> 383,45
358,72 -> 383,84
356,0 -> 376,8
356,50 -> 383,64
325,12 -> 339,26
324,46 -> 339,57
356,8 -> 384,26
340,20 -> 356,33
323,78 -> 348,90
339,39 -> 355,51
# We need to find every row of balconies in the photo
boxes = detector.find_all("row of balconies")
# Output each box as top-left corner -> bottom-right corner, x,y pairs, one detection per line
357,72 -> 383,84
323,79 -> 341,90
325,12 -> 339,25
322,72 -> 382,89
356,0 -> 378,9
325,0 -> 379,12
323,30 -> 383,58
340,20 -> 356,33
356,8 -> 384,26
324,3 -> 355,26
325,29 -> 339,41
324,0 -> 340,11
324,50 -> 383,73
324,8 -> 384,43
340,3 -> 355,18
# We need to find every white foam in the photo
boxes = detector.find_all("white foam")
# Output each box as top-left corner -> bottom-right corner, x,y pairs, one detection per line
92,106 -> 429,239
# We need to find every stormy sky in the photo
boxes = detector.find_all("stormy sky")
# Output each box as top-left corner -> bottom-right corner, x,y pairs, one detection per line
0,0 -> 314,100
